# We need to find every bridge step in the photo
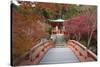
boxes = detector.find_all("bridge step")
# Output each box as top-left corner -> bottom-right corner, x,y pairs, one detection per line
39,48 -> 79,64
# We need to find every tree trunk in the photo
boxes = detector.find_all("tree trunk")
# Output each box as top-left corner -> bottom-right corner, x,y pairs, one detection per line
67,32 -> 70,40
78,32 -> 81,41
87,29 -> 94,48
74,33 -> 78,41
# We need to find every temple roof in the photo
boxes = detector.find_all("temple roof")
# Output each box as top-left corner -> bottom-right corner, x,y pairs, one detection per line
48,19 -> 65,22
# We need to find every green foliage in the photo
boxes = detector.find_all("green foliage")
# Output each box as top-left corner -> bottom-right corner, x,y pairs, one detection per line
63,5 -> 79,19
41,9 -> 50,19
46,24 -> 52,34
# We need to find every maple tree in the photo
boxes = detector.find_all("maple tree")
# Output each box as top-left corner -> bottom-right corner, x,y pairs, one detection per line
63,6 -> 97,54
12,3 -> 49,60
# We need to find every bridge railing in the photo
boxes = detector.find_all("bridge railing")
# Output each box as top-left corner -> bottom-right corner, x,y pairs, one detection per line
13,38 -> 54,66
66,40 -> 97,62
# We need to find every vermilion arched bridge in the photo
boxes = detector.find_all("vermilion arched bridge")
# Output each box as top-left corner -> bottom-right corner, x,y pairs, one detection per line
13,34 -> 97,66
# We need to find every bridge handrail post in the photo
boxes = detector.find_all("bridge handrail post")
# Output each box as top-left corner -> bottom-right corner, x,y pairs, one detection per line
68,40 -> 97,61
13,38 -> 51,66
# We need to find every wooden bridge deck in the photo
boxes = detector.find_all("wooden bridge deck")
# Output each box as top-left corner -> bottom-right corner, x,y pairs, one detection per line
14,34 -> 97,66
39,47 -> 79,64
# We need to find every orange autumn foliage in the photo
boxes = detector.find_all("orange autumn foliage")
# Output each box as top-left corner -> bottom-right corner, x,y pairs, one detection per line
12,4 -> 48,60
